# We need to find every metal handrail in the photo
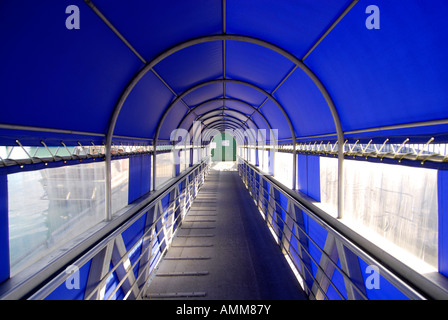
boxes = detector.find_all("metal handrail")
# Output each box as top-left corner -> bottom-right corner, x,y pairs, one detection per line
238,157 -> 427,300
28,157 -> 210,300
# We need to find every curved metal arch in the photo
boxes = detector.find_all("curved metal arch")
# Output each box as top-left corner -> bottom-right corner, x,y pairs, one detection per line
189,109 -> 261,137
196,116 -> 256,143
203,125 -> 246,146
204,129 -> 244,150
193,114 -> 259,143
151,78 -> 285,191
203,124 -> 246,145
175,97 -> 273,135
197,108 -> 253,124
107,34 -> 344,214
107,34 -> 341,144
154,79 -> 292,145
199,118 -> 255,145
202,122 -> 247,142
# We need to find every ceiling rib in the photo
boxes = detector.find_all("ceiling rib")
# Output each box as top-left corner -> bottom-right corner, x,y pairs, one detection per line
302,0 -> 359,61
84,0 -> 197,117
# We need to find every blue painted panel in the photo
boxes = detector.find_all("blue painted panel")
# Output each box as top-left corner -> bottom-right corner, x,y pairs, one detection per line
224,99 -> 254,115
0,0 -> 142,134
438,170 -> 448,277
308,241 -> 321,278
305,0 -> 448,134
274,67 -> 336,137
121,213 -> 147,252
44,260 -> 92,300
327,260 -> 348,300
304,213 -> 327,251
158,106 -> 189,140
105,262 -> 125,300
296,154 -> 321,201
357,257 -> 409,300
307,155 -> 321,202
129,154 -> 151,203
183,82 -> 224,106
0,175 -> 9,284
154,41 -> 223,95
129,240 -> 142,281
225,82 -> 266,106
93,0 -> 222,62
227,0 -> 352,59
161,193 -> 171,212
257,100 -> 290,140
115,70 -> 174,139
226,40 -> 294,92
297,154 -> 308,195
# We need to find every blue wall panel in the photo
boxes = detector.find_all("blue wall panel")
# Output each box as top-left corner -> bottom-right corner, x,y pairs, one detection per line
44,260 -> 92,300
129,154 -> 151,203
296,154 -> 321,202
357,257 -> 409,300
0,175 -> 9,284
438,170 -> 448,277
121,213 -> 147,253
105,262 -> 125,300
307,155 -> 321,202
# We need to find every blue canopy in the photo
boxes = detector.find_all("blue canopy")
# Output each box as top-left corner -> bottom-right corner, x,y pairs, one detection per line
1,0 -> 447,146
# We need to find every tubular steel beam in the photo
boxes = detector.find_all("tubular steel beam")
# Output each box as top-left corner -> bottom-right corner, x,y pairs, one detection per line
107,35 -> 342,208
175,97 -> 273,135
192,115 -> 259,144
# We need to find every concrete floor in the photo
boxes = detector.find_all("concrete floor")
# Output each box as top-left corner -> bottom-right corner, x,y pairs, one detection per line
144,162 -> 307,300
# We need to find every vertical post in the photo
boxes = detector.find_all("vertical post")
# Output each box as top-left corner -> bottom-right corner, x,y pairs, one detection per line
337,140 -> 344,219
152,143 -> 157,191
292,144 -> 297,190
105,145 -> 112,221
0,174 -> 9,283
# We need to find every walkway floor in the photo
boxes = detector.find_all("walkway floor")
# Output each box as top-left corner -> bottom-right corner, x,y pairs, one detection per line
144,162 -> 307,300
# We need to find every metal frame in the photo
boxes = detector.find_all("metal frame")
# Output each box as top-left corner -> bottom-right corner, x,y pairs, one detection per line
189,113 -> 259,137
27,157 -> 210,300
202,125 -> 246,146
103,34 -> 345,220
175,97 -> 274,135
237,157 -> 432,300
150,78 -> 294,193
196,118 -> 259,146
239,157 -> 448,299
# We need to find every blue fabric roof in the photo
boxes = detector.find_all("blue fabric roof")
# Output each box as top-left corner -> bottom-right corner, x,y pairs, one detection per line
0,0 -> 447,146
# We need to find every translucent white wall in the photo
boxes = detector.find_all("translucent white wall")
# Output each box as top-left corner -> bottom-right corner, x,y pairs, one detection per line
155,152 -> 174,189
274,152 -> 293,189
8,159 -> 129,275
319,157 -> 438,269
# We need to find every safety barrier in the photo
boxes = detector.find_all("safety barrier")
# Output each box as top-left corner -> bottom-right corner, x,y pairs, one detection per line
237,156 -> 426,300
28,157 -> 210,300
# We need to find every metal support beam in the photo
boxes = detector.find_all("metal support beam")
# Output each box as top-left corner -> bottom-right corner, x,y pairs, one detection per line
107,35 -> 342,210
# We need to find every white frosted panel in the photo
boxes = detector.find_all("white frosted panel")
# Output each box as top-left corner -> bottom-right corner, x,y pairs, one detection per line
8,159 -> 129,275
319,157 -> 438,268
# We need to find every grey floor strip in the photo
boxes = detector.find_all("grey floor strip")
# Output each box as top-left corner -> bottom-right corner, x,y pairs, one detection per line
156,271 -> 209,277
146,292 -> 207,298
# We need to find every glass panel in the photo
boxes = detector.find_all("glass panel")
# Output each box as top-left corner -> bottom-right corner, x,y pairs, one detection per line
319,157 -> 438,270
8,159 -> 129,276
273,152 -> 293,189
155,152 -> 174,189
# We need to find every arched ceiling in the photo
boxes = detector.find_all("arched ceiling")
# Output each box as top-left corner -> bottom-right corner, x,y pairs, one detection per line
0,0 -> 447,147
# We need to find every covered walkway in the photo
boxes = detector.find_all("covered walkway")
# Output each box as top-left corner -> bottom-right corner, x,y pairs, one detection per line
0,0 -> 448,301
145,163 -> 306,300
